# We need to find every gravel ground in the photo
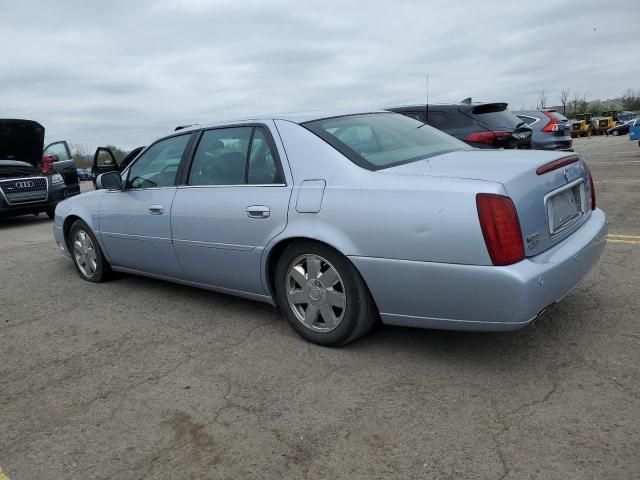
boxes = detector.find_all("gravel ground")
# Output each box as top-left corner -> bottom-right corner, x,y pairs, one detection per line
1,135 -> 639,479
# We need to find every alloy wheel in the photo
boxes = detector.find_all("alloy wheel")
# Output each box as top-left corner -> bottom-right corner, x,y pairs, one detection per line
285,254 -> 347,332
73,229 -> 98,278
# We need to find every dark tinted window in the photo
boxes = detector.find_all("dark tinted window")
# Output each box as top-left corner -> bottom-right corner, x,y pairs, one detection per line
248,128 -> 282,184
516,115 -> 538,125
127,134 -> 190,189
188,126 -> 283,186
548,111 -> 568,121
403,111 -> 426,122
427,111 -> 451,127
189,127 -> 251,186
470,104 -> 522,129
304,113 -> 469,171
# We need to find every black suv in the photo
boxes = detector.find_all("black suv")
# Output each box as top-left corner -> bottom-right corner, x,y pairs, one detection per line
389,100 -> 532,149
0,119 -> 79,219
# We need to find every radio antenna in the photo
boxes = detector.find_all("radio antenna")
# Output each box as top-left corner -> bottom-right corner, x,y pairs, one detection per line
425,75 -> 430,124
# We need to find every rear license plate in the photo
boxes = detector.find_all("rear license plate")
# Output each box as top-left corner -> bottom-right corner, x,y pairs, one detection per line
546,181 -> 585,235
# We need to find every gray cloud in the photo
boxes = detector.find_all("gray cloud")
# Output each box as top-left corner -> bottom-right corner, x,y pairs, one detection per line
1,0 -> 638,149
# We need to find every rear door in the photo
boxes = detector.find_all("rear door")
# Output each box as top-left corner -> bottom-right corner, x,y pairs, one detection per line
171,123 -> 291,295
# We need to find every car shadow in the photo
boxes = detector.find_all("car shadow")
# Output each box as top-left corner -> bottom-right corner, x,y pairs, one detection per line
0,214 -> 52,229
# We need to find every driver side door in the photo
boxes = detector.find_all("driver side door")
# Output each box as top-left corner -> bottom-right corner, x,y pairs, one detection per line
99,133 -> 193,278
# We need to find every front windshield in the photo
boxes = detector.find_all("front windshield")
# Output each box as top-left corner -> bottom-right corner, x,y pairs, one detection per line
303,113 -> 470,171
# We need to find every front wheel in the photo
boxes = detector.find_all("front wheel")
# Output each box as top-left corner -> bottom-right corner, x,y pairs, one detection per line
69,220 -> 110,282
612,130 -> 619,136
275,241 -> 377,346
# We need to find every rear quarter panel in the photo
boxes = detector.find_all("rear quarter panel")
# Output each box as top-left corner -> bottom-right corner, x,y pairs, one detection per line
272,119 -> 499,266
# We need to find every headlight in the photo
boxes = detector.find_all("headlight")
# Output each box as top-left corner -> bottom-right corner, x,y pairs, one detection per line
51,173 -> 64,184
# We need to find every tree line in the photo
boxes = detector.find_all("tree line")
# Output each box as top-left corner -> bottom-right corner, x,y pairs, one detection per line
538,88 -> 640,118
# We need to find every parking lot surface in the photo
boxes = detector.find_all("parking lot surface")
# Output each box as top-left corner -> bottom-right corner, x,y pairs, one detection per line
1,136 -> 639,479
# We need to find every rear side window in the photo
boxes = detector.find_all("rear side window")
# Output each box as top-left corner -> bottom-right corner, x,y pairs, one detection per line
548,111 -> 568,121
188,126 -> 283,186
469,104 -> 522,129
303,113 -> 470,171
516,115 -> 538,125
427,111 -> 452,127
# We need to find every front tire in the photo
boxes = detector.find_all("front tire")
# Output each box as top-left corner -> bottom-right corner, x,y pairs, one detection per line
274,241 -> 377,346
612,130 -> 619,136
69,220 -> 110,282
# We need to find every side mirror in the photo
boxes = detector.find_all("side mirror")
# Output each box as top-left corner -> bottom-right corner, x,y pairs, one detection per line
96,171 -> 123,190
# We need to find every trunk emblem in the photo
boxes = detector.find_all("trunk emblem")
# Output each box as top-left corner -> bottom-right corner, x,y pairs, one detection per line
563,169 -> 570,183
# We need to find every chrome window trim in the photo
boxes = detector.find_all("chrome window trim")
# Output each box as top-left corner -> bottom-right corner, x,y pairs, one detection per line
543,178 -> 586,237
177,184 -> 287,189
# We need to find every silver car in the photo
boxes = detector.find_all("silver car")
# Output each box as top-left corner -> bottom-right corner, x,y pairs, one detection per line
53,111 -> 607,346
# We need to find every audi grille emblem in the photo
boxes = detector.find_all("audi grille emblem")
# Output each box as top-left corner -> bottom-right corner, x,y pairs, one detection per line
563,169 -> 570,183
15,181 -> 35,188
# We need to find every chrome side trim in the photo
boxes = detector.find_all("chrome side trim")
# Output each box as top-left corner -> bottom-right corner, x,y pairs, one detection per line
173,238 -> 255,251
102,231 -> 172,244
177,184 -> 287,189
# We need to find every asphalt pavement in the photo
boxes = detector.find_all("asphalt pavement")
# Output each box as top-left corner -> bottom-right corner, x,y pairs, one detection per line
1,135 -> 639,479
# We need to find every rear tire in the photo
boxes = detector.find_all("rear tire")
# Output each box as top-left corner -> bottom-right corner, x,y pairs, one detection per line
274,241 -> 377,346
69,220 -> 110,282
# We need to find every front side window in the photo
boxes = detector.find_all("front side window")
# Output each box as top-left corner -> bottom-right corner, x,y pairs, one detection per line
188,126 -> 282,186
126,134 -> 190,189
303,113 -> 470,171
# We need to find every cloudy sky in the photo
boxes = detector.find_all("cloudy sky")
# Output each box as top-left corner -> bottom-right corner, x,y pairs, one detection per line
1,0 -> 639,149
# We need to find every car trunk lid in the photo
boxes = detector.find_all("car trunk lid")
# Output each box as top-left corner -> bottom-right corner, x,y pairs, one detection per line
384,149 -> 593,257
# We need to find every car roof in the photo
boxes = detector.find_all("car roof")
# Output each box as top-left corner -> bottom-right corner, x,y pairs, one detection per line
176,109 -> 391,133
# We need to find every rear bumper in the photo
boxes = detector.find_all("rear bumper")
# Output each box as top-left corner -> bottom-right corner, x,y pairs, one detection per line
350,208 -> 607,331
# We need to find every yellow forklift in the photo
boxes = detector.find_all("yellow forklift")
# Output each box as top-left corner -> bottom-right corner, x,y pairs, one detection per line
571,113 -> 595,138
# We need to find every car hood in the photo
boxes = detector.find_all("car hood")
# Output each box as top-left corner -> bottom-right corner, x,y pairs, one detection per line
382,148 -> 570,184
0,159 -> 38,178
0,119 -> 45,168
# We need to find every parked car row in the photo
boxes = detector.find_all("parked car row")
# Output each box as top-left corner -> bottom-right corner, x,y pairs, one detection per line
0,119 -> 80,218
52,109 -> 606,347
389,100 -> 573,152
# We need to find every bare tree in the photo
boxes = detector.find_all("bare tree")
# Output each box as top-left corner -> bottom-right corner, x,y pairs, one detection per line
536,90 -> 547,109
560,88 -> 570,116
620,88 -> 640,111
569,91 -> 589,118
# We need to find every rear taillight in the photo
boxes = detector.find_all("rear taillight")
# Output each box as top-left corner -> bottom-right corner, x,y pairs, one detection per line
465,131 -> 510,145
536,155 -> 579,175
42,155 -> 55,174
586,164 -> 596,210
541,111 -> 558,133
476,194 -> 525,266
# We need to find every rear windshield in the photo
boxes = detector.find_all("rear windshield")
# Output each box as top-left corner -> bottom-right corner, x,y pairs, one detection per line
303,113 -> 469,171
468,104 -> 522,129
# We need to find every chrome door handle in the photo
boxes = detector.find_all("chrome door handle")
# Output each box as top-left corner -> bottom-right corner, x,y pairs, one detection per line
148,204 -> 164,215
246,205 -> 270,219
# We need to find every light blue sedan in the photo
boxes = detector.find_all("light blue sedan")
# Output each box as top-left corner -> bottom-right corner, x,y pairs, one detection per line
53,111 -> 607,346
